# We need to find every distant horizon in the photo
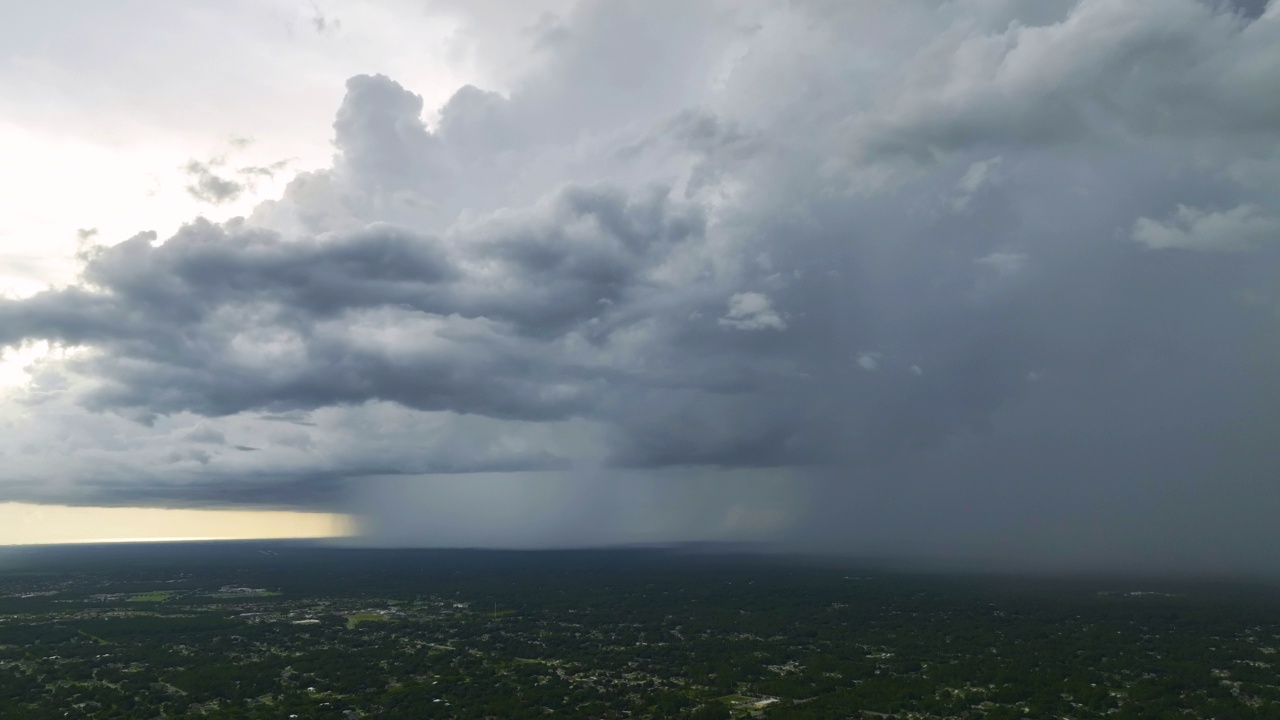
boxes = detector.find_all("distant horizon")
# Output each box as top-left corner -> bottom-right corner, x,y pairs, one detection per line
5,536 -> 1278,586
0,502 -> 351,546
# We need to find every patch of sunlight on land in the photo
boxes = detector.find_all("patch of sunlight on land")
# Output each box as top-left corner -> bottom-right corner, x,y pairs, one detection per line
345,612 -> 390,629
127,591 -> 175,602
0,502 -> 354,545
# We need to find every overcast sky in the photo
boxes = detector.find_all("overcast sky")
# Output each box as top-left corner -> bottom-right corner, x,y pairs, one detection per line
2,0 -> 1279,571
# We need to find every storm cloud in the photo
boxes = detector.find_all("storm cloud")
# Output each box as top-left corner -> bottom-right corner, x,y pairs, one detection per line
2,0 -> 1280,570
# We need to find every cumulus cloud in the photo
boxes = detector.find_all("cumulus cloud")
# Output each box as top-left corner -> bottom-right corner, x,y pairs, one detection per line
718,292 -> 786,331
1132,204 -> 1280,251
0,180 -> 705,423
3,0 -> 1280,569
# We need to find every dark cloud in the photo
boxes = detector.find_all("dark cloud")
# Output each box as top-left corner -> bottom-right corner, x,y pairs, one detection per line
0,180 -> 703,424
183,146 -> 290,205
75,472 -> 352,511
183,159 -> 244,204
4,0 -> 1280,568
1218,0 -> 1271,20
24,442 -> 579,512
258,412 -> 317,426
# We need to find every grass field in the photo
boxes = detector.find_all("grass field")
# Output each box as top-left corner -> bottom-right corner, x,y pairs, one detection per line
76,630 -> 109,644
126,591 -> 174,602
345,612 -> 389,629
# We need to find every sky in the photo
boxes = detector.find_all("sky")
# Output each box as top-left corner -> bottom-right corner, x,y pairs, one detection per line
1,0 -> 1278,570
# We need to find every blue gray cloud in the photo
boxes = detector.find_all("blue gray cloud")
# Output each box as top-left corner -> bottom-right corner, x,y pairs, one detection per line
2,0 -> 1280,569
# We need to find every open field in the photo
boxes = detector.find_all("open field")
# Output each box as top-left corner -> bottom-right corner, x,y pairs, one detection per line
126,591 -> 174,602
345,612 -> 389,629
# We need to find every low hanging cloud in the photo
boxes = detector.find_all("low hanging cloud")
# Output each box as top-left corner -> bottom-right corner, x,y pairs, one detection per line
719,292 -> 786,331
2,0 -> 1280,568
1132,204 -> 1280,251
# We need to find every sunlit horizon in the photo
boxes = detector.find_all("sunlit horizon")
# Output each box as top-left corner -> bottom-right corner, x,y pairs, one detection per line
0,502 -> 354,546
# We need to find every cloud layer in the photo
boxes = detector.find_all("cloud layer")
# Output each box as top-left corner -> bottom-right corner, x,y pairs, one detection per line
3,0 -> 1280,569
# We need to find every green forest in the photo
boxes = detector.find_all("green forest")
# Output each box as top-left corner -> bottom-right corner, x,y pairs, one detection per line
1,543 -> 1278,719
